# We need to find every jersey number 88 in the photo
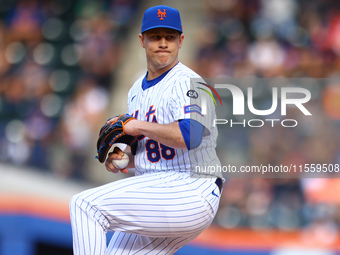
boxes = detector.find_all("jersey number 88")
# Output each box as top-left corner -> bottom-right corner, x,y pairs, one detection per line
145,139 -> 176,162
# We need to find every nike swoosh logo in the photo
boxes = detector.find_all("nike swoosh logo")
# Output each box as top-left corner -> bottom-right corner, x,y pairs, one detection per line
212,189 -> 219,197
131,95 -> 136,102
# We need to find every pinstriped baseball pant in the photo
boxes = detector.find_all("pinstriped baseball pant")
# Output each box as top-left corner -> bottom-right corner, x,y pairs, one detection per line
69,171 -> 221,255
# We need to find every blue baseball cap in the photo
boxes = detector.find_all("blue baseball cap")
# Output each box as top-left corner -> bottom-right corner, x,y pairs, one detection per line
141,5 -> 183,34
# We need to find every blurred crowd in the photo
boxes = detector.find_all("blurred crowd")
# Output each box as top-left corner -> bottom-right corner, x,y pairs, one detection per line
194,0 -> 340,79
0,0 -> 138,179
193,0 -> 340,243
1,0 -> 340,238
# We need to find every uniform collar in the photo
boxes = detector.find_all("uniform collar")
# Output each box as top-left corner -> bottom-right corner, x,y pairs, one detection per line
142,62 -> 178,91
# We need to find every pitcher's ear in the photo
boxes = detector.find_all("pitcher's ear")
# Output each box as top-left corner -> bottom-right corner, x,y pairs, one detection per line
139,34 -> 145,48
179,33 -> 184,49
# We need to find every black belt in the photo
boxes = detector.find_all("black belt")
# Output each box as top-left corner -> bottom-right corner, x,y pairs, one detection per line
215,177 -> 223,194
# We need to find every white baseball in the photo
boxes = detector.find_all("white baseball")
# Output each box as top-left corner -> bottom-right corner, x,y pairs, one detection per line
112,152 -> 129,169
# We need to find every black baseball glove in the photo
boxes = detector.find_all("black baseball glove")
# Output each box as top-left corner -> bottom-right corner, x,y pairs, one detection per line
96,113 -> 138,163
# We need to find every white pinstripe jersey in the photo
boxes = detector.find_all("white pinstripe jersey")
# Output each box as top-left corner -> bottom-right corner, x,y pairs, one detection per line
128,62 -> 222,178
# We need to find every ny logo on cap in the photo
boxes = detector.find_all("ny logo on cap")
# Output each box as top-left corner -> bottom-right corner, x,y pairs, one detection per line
157,9 -> 166,20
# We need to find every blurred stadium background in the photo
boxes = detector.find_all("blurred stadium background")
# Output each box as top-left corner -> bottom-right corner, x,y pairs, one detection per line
0,0 -> 340,254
